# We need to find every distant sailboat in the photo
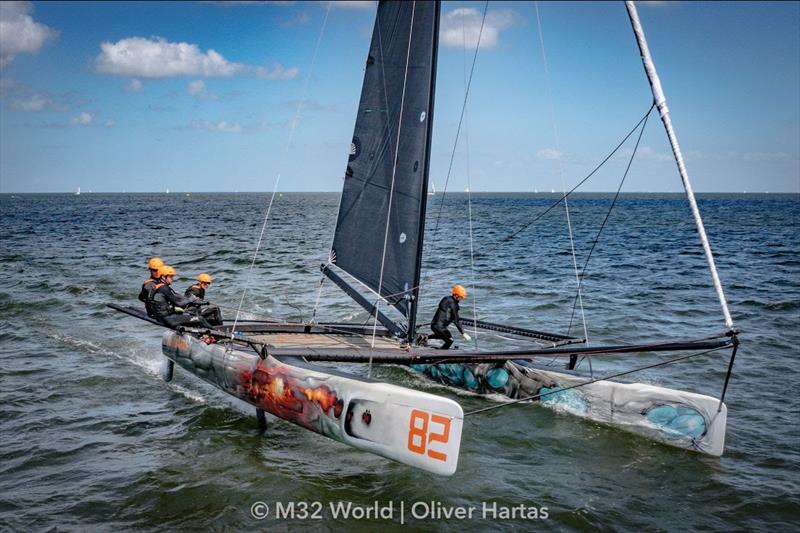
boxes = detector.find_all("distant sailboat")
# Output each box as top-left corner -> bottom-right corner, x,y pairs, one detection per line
165,188 -> 170,194
428,181 -> 436,196
75,187 -> 81,196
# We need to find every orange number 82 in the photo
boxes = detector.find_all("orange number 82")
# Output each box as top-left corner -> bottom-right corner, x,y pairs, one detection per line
407,409 -> 451,462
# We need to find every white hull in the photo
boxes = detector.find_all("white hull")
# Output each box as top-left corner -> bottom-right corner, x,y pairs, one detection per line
414,361 -> 727,456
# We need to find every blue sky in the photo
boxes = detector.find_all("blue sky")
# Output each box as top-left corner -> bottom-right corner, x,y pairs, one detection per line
0,0 -> 798,193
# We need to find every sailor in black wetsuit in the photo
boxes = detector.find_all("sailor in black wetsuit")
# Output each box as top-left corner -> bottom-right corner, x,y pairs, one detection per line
429,284 -> 471,349
138,257 -> 164,318
184,272 -> 223,326
151,265 -> 213,329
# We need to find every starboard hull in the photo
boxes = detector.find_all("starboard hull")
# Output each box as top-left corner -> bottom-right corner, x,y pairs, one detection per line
412,361 -> 727,456
162,331 -> 463,475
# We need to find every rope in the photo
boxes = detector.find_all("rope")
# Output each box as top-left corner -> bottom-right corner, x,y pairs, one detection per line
464,344 -> 730,416
534,2 -> 590,359
230,4 -> 332,339
370,1 -> 417,376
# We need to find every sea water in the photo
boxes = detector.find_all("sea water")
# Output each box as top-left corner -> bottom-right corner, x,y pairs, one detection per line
0,192 -> 797,530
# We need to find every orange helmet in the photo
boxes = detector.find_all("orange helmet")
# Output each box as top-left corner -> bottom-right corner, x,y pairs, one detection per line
148,257 -> 164,270
452,284 -> 467,299
197,273 -> 212,283
157,265 -> 176,278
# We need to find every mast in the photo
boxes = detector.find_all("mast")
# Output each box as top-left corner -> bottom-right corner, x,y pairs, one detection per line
408,1 -> 440,343
625,1 -> 735,331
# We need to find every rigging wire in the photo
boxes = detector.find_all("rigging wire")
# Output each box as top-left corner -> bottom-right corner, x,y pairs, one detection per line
462,6 -> 479,351
469,103 -> 655,262
311,0 -> 399,328
370,1 -> 417,376
567,104 -> 653,336
421,0 -> 489,298
348,104 -> 656,325
230,3 -> 332,339
463,344 -> 731,417
534,1 -> 590,367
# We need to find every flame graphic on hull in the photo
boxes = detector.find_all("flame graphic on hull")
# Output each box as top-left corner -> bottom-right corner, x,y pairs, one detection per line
240,360 -> 343,431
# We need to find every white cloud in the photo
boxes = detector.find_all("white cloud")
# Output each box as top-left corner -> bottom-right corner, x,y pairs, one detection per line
193,120 -> 243,133
96,37 -> 240,78
0,1 -> 58,69
536,148 -> 563,161
10,92 -> 52,111
187,79 -> 207,97
96,36 -> 299,80
124,78 -> 143,92
440,8 -> 515,49
70,112 -> 93,126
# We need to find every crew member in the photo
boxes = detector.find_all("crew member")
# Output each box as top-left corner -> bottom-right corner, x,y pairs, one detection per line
151,265 -> 213,329
429,284 -> 471,350
185,272 -> 223,326
138,256 -> 164,317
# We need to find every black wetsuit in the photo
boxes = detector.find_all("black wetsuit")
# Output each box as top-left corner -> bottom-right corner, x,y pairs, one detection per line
151,283 -> 212,329
138,277 -> 159,317
430,296 -> 463,349
184,283 -> 223,326
185,284 -> 204,299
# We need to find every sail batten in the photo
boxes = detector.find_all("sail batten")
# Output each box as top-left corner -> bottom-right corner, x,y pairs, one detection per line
331,1 -> 439,325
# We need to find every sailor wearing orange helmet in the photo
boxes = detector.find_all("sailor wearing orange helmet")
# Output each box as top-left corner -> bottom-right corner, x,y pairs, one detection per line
185,272 -> 213,299
138,257 -> 164,317
429,284 -> 471,350
185,273 -> 223,326
150,265 -> 213,329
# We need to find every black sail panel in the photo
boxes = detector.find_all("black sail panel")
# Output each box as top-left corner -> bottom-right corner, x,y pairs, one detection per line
331,0 -> 439,321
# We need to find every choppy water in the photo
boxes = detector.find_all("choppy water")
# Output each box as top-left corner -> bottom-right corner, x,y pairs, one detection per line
1,192 -> 798,531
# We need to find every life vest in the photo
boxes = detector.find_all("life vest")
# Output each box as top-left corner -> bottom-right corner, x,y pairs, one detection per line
140,278 -> 160,316
185,283 -> 204,299
151,282 -> 174,318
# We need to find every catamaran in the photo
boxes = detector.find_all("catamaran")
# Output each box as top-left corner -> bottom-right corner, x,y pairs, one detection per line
111,1 -> 739,476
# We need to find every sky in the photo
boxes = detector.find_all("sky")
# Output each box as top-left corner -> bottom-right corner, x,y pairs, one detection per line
0,0 -> 798,193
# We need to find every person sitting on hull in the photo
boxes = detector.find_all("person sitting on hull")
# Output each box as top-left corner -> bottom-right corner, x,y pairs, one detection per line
138,256 -> 164,318
185,272 -> 223,326
150,265 -> 213,329
429,284 -> 471,350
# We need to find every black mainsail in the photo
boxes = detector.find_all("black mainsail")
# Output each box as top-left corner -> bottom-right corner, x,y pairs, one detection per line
329,0 -> 440,339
